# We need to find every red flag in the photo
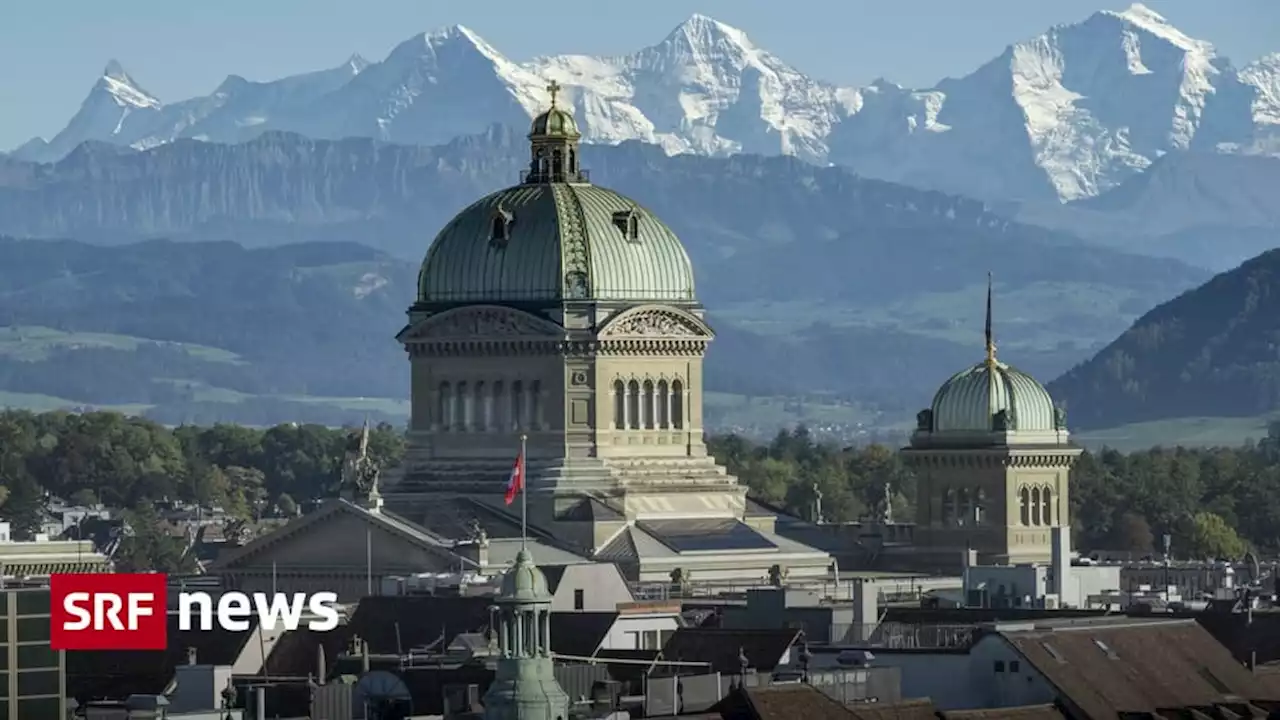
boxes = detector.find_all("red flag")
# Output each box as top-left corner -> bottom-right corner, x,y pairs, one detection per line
504,452 -> 525,505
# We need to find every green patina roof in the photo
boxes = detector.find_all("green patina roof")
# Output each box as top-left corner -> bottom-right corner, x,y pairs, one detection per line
930,360 -> 1058,433
498,549 -> 553,603
530,106 -> 579,138
418,183 -> 697,303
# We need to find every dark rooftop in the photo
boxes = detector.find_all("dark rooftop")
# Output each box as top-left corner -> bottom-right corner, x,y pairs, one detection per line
743,683 -> 858,719
657,627 -> 800,676
1003,619 -> 1277,719
67,613 -> 256,702
845,698 -> 940,720
549,611 -> 617,658
640,518 -> 777,553
939,705 -> 1068,720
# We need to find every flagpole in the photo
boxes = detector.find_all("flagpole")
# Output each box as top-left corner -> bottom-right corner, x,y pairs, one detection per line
520,433 -> 528,552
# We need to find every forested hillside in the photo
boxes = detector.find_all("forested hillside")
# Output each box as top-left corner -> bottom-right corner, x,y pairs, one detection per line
1050,248 -> 1280,428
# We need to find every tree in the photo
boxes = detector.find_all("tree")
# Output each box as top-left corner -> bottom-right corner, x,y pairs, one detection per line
1185,512 -> 1248,560
1111,512 -> 1154,554
68,488 -> 99,507
276,493 -> 298,517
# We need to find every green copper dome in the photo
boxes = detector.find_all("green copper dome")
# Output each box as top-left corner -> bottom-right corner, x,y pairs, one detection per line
499,550 -> 552,603
417,176 -> 696,303
530,106 -> 579,137
929,359 -> 1058,433
418,84 -> 696,305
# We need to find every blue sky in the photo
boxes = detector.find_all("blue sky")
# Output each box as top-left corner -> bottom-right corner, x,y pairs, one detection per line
1,0 -> 1276,150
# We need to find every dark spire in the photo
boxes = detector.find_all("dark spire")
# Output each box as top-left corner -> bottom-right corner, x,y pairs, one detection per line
984,272 -> 997,366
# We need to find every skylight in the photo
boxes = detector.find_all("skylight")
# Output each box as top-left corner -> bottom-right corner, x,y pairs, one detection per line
1042,642 -> 1065,662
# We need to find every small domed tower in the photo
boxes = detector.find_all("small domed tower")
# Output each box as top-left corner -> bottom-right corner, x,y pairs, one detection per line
482,549 -> 570,720
901,276 -> 1082,567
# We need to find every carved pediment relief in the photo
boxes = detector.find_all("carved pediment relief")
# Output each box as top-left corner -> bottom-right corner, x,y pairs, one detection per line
599,305 -> 712,339
398,305 -> 563,342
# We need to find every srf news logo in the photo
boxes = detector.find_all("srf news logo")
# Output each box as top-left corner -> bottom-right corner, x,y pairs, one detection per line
50,574 -> 340,651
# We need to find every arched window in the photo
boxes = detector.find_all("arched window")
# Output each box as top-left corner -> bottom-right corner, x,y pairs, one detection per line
457,381 -> 470,431
568,149 -> 577,173
657,380 -> 670,428
491,216 -> 507,242
974,488 -> 987,525
1030,487 -> 1042,526
627,213 -> 639,240
1019,487 -> 1031,526
1041,487 -> 1052,526
957,488 -> 971,526
942,488 -> 955,526
613,380 -> 626,429
552,149 -> 563,178
438,382 -> 452,430
474,382 -> 487,431
671,380 -> 684,429
627,381 -> 641,429
642,380 -> 655,429
511,380 -> 524,430
530,380 -> 542,429
492,381 -> 506,430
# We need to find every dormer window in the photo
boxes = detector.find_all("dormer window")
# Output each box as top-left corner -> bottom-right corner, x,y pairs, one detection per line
613,210 -> 640,241
490,209 -> 514,247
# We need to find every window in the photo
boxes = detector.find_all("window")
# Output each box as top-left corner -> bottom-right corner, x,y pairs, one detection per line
16,669 -> 60,697
14,591 -> 49,616
493,381 -> 506,429
642,380 -> 656,429
1009,660 -> 1020,673
574,589 -> 584,610
641,630 -> 661,650
627,381 -> 641,429
1030,487 -> 1042,525
16,617 -> 49,643
1019,487 -> 1031,525
1041,487 -> 1052,525
657,380 -> 670,428
613,380 -> 626,429
491,215 -> 508,242
628,214 -> 639,239
512,380 -> 525,430
670,379 -> 684,429
438,382 -> 452,430
17,698 -> 61,718
994,660 -> 1005,672
530,380 -> 542,429
16,644 -> 57,669
456,381 -> 469,430
475,381 -> 488,431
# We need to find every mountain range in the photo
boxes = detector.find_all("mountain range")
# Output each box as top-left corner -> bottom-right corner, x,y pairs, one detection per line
10,4 -> 1279,209
0,128 -> 1207,429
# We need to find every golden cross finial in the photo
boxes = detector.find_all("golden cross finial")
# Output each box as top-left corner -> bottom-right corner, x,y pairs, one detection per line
546,80 -> 561,108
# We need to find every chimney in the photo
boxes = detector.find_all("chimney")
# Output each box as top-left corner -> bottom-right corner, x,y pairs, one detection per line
255,686 -> 266,720
1051,527 -> 1070,601
187,646 -> 198,666
316,644 -> 327,685
361,639 -> 370,674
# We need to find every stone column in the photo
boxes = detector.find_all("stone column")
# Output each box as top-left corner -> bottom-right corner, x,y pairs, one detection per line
621,387 -> 631,430
648,386 -> 658,429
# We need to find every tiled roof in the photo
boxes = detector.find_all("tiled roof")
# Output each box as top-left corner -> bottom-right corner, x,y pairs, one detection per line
657,628 -> 800,676
67,613 -> 257,701
940,704 -> 1067,720
744,683 -> 858,720
1003,619 -> 1274,719
845,698 -> 940,720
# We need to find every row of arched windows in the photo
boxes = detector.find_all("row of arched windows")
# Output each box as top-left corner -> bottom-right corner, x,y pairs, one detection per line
612,378 -> 685,430
436,380 -> 543,432
941,487 -> 988,527
1019,486 -> 1055,526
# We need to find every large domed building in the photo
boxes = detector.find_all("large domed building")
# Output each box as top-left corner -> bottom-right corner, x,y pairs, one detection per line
382,83 -> 831,584
900,280 -> 1081,568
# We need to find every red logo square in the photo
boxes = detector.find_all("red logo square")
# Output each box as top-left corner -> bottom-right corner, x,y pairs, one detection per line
50,574 -> 168,650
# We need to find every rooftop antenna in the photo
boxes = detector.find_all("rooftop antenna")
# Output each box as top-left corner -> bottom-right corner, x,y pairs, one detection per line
984,272 -> 997,367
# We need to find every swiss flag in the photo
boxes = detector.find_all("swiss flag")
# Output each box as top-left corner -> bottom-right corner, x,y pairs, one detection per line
504,452 -> 525,505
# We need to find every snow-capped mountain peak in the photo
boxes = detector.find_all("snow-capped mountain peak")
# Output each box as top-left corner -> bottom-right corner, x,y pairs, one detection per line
97,60 -> 160,109
14,7 -> 1279,206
